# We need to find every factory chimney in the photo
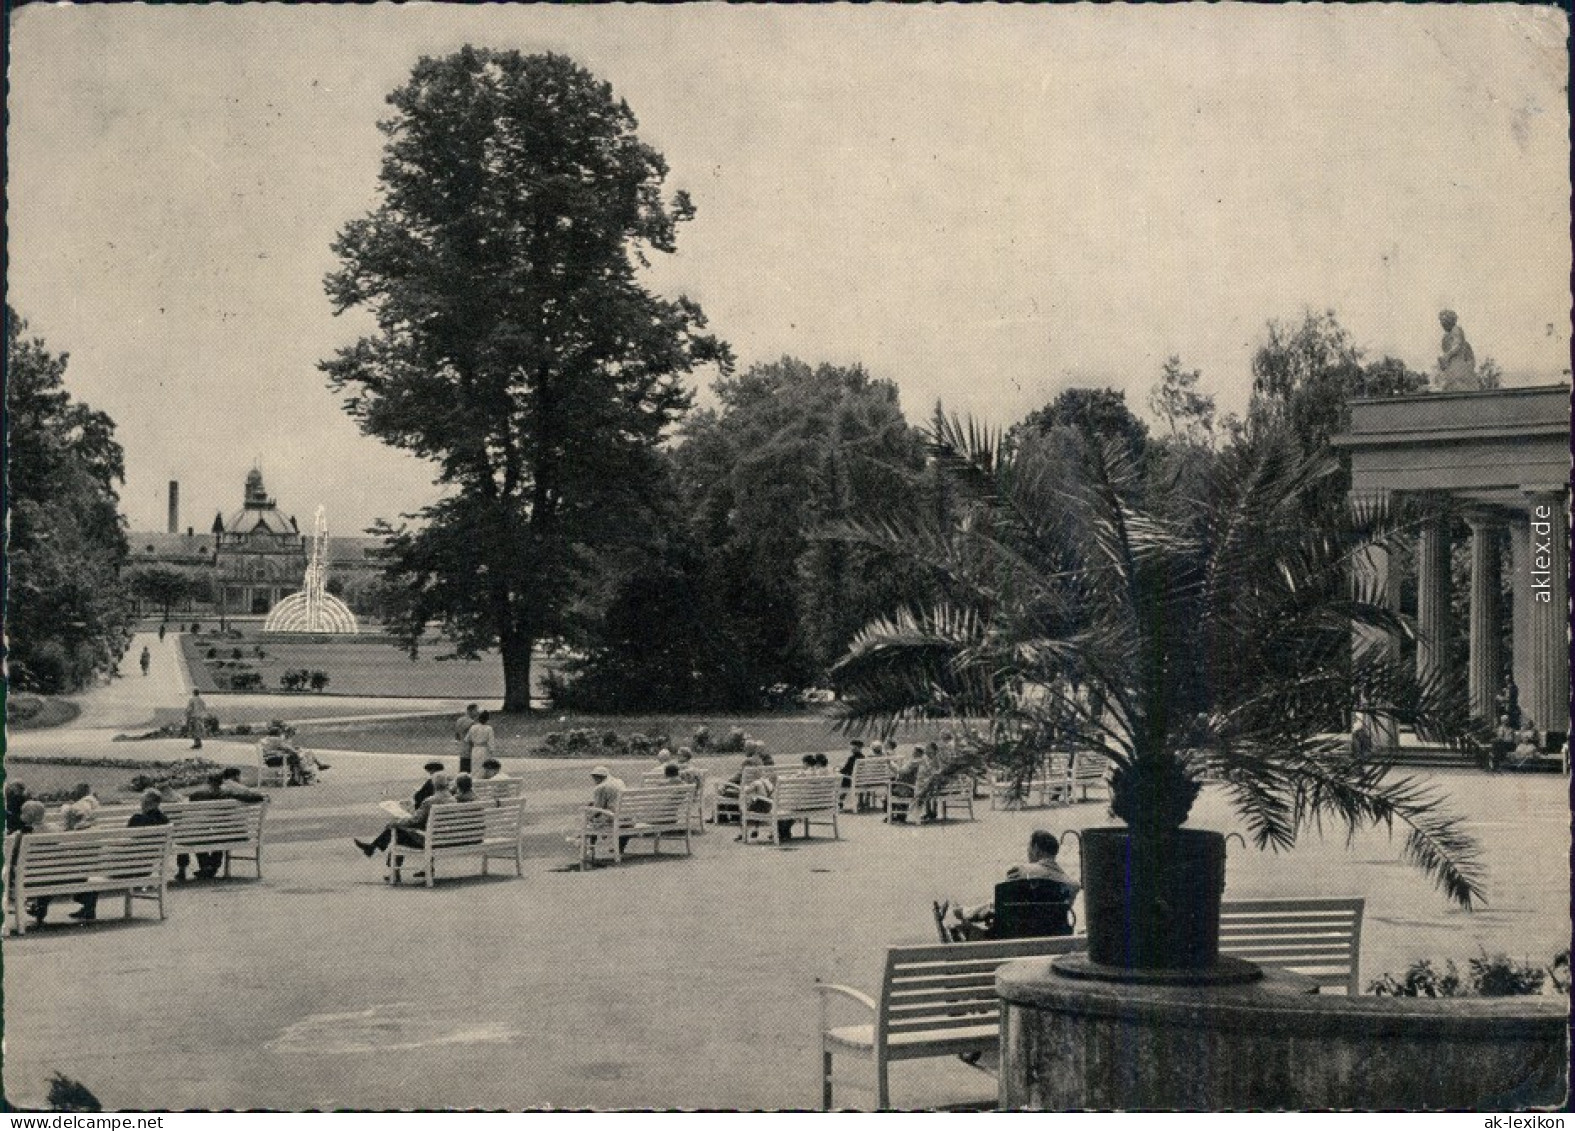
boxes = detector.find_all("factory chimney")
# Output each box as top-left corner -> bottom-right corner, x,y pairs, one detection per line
168,481 -> 180,534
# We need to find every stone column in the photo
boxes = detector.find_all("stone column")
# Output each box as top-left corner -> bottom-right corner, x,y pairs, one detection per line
1522,489 -> 1570,736
1507,520 -> 1533,721
1351,494 -> 1400,750
1466,514 -> 1503,722
1414,510 -> 1452,694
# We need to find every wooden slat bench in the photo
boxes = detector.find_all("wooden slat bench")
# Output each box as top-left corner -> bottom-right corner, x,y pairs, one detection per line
816,934 -> 1086,1110
164,799 -> 269,880
5,826 -> 175,936
741,773 -> 841,845
1219,897 -> 1365,994
387,799 -> 525,887
843,756 -> 893,812
472,777 -> 525,803
1068,753 -> 1108,801
579,784 -> 693,866
711,764 -> 773,826
255,741 -> 289,789
989,753 -> 1071,810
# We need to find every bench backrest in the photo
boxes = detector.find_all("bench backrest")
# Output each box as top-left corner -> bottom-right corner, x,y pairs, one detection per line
878,935 -> 1085,1047
850,757 -> 893,788
774,774 -> 841,811
1219,897 -> 1365,994
425,799 -> 525,848
11,826 -> 173,884
472,777 -> 524,802
1069,753 -> 1106,783
164,799 -> 265,842
615,785 -> 692,826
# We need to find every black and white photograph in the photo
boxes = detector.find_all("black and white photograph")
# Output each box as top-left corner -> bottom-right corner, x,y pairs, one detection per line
4,2 -> 1571,1113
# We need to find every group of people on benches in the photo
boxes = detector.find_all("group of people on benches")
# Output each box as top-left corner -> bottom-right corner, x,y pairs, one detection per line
353,757 -> 513,865
5,786 -> 169,927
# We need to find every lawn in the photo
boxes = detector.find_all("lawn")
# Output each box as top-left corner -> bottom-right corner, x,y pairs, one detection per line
179,623 -> 564,699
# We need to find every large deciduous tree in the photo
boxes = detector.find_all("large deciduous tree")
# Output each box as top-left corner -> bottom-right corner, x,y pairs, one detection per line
5,306 -> 133,693
322,48 -> 728,711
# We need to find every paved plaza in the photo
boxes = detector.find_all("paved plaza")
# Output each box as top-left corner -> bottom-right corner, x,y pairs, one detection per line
3,636 -> 1569,1110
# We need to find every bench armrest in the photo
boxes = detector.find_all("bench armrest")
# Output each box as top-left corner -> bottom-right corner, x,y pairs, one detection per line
813,981 -> 877,1012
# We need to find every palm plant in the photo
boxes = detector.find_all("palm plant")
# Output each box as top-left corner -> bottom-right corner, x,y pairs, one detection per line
830,415 -> 1485,910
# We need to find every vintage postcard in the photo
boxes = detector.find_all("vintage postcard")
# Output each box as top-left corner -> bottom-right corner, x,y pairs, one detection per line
5,2 -> 1570,1115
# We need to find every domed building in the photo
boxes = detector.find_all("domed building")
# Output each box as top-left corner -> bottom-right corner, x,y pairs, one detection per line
127,468 -> 383,619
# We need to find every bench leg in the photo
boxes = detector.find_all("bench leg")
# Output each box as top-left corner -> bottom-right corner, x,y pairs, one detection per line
822,1050 -> 834,1110
124,891 -> 133,920
876,1057 -> 891,1110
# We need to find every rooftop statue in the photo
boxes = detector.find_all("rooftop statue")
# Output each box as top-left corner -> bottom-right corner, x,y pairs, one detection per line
1435,309 -> 1481,391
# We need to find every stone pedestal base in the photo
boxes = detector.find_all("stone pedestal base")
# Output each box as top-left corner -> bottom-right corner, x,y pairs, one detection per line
998,955 -> 1567,1110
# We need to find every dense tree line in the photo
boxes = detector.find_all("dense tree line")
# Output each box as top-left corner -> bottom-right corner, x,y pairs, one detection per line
5,306 -> 133,693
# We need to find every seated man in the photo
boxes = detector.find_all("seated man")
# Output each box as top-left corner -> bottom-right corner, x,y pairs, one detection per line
578,765 -> 628,862
451,773 -> 478,804
738,772 -> 793,843
355,773 -> 455,861
939,829 -> 1079,941
412,761 -> 448,809
180,770 -> 261,881
478,757 -> 511,781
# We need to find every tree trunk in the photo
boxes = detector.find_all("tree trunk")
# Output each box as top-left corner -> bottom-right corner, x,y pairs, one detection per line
500,631 -> 535,713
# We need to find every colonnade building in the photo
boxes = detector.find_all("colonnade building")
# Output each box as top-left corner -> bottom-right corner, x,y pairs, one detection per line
1334,384 -> 1570,745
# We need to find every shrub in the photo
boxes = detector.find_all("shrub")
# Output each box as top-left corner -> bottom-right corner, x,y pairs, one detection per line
206,647 -> 218,660
190,623 -> 201,634
126,756 -> 223,794
232,723 -> 254,736
280,670 -> 309,692
230,671 -> 263,691
231,647 -> 244,660
308,670 -> 330,692
692,726 -> 711,751
1368,950 -> 1562,997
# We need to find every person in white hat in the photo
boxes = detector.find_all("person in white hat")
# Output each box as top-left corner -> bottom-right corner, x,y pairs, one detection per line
581,766 -> 626,862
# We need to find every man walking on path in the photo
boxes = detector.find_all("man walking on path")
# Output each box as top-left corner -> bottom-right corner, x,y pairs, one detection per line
140,647 -> 151,677
186,691 -> 209,750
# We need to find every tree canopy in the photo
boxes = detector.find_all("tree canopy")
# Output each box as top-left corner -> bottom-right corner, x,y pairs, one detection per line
5,305 -> 133,693
1010,386 -> 1149,459
322,47 -> 729,710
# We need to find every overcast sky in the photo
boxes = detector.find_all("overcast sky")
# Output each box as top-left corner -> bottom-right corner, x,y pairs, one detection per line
8,3 -> 1570,535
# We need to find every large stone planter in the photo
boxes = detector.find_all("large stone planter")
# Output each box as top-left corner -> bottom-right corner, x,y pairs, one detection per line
998,956 -> 1568,1109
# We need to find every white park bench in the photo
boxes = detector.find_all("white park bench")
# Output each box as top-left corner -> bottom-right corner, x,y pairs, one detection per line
386,799 -> 526,887
887,775 -> 976,824
989,752 -> 1073,810
741,773 -> 842,845
163,798 -> 269,880
712,764 -> 774,825
255,741 -> 289,789
642,768 -> 707,831
1219,897 -> 1365,995
578,784 -> 694,866
5,825 -> 175,936
471,777 -> 525,803
816,934 -> 1086,1109
1067,752 -> 1109,801
817,897 -> 1365,1108
843,756 -> 893,812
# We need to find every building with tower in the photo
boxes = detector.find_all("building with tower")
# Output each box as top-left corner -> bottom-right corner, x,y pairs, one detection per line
127,468 -> 383,619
